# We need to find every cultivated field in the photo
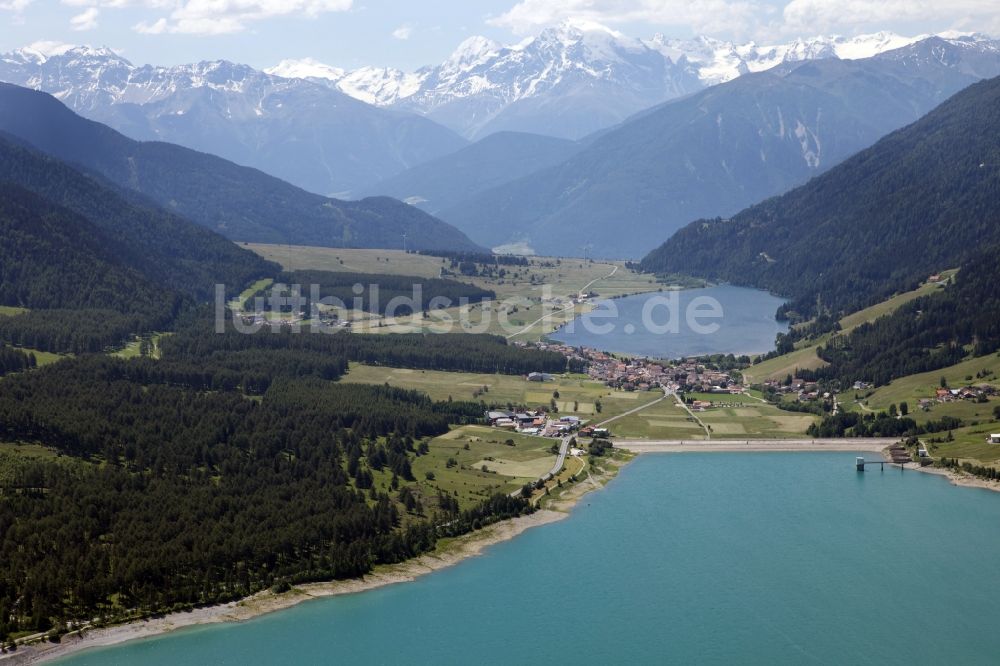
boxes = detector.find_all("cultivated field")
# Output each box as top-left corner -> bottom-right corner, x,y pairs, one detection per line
609,392 -> 817,440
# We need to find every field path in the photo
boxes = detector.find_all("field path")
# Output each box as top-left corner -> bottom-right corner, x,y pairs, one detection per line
505,264 -> 619,340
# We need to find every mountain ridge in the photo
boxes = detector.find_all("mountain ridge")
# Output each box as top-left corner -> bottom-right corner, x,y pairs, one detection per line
0,83 -> 485,253
0,47 -> 466,197
639,74 -> 1000,320
266,24 -> 998,139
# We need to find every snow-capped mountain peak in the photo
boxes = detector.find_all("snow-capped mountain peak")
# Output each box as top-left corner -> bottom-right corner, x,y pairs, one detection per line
246,25 -> 997,139
443,35 -> 502,73
266,57 -> 345,81
643,31 -> 934,86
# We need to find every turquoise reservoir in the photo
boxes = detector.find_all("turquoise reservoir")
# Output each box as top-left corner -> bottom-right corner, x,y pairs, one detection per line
60,453 -> 1000,665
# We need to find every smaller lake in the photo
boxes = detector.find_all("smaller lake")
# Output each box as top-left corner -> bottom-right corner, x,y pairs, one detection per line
550,285 -> 788,359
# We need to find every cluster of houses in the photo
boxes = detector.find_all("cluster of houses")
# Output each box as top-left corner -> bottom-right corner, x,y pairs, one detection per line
761,377 -> 831,402
485,410 -> 588,438
918,385 -> 997,411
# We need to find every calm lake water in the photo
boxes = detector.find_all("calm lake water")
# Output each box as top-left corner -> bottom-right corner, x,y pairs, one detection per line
61,453 -> 1000,665
550,285 -> 789,358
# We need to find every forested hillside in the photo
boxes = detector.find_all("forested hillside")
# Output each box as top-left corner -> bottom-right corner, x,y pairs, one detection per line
0,310 -> 567,639
0,185 -> 167,315
0,134 -> 275,352
0,83 -> 483,252
810,247 -> 1000,386
641,75 -> 1000,320
0,134 -> 272,302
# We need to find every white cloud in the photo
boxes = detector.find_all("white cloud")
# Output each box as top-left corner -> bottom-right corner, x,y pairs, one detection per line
22,39 -> 76,56
0,0 -> 33,11
782,0 -> 1000,34
70,6 -> 100,30
489,0 -> 769,38
51,0 -> 351,35
392,24 -> 413,40
491,0 -> 1000,40
133,16 -> 168,33
133,0 -> 355,35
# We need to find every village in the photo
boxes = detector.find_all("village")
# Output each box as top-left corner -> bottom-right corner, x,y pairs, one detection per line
516,341 -> 745,395
490,341 -> 749,437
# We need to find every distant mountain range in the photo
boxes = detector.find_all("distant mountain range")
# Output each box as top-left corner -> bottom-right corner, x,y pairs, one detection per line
0,83 -> 483,253
0,26 -> 985,199
4,27 -> 1000,260
420,37 -> 1000,258
267,22 -> 957,140
0,45 -> 466,197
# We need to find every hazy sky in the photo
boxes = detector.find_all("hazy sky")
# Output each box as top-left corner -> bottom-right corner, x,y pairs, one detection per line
1,0 -> 998,70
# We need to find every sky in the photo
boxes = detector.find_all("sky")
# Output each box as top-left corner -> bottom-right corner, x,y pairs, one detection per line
1,0 -> 998,70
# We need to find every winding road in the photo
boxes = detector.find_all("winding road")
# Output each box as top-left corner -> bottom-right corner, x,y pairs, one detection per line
509,434 -> 572,498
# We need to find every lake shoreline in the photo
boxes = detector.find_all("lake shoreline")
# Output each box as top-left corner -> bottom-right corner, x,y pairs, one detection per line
911,463 -> 1000,493
548,285 -> 790,360
7,512 -> 570,665
8,459 -> 627,665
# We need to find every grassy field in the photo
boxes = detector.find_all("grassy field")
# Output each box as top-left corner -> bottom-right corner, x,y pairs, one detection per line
743,346 -> 827,384
0,442 -> 79,485
5,347 -> 66,367
110,333 -> 170,360
839,270 -> 956,333
245,244 -> 662,341
0,306 -> 28,317
230,278 -> 274,310
608,397 -> 708,439
343,363 -> 645,420
407,425 -> 558,508
923,422 -> 1000,465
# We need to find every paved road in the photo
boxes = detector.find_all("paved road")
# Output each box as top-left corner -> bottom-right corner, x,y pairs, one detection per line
546,435 -> 572,480
510,434 -> 572,498
614,438 -> 899,454
671,390 -> 711,439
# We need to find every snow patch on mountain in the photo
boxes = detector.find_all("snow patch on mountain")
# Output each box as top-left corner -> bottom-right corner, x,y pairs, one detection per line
267,57 -> 345,81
